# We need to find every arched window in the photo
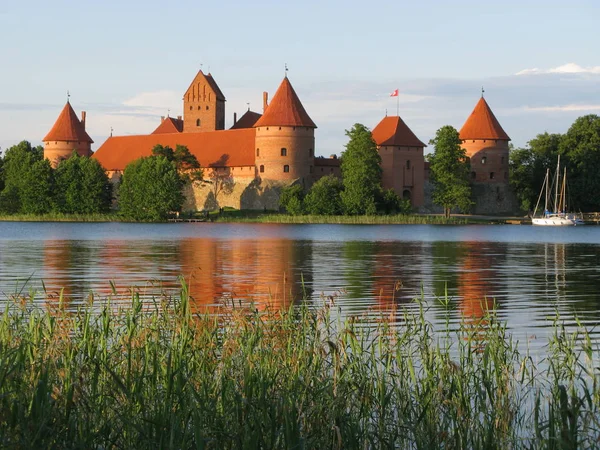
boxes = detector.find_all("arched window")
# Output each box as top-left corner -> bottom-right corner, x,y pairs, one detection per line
259,165 -> 264,173
403,189 -> 411,200
471,171 -> 476,179
196,119 -> 201,127
481,156 -> 487,164
206,105 -> 209,110
309,148 -> 313,157
490,172 -> 495,179
281,148 -> 287,156
256,148 -> 260,156
406,160 -> 411,169
283,165 -> 289,173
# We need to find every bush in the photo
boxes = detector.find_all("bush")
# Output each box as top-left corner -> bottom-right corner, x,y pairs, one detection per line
279,184 -> 305,215
304,175 -> 343,215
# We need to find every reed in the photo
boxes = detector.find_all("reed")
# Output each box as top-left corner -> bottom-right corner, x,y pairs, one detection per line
0,287 -> 598,449
214,213 -> 472,224
0,212 -> 120,222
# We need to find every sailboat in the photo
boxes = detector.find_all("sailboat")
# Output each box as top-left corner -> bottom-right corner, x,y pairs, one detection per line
532,155 -> 584,226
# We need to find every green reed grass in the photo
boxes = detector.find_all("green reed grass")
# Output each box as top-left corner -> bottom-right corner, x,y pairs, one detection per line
214,213 -> 472,225
0,212 -> 120,222
0,287 -> 598,449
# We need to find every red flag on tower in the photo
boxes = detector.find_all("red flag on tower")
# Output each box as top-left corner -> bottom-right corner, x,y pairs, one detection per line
390,89 -> 399,97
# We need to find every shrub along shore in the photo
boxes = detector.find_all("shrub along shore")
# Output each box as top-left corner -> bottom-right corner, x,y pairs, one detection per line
0,286 -> 598,448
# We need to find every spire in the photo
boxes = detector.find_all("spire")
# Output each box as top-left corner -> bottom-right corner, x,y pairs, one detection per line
254,77 -> 316,128
372,116 -> 425,147
459,97 -> 510,141
43,102 -> 93,143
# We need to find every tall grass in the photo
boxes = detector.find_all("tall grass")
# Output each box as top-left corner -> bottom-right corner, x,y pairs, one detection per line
215,213 -> 472,224
0,286 -> 598,448
0,212 -> 120,222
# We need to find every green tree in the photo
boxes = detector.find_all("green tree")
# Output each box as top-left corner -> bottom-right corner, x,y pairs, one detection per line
118,156 -> 184,221
54,153 -> 112,214
304,175 -> 343,215
0,141 -> 44,213
427,126 -> 472,218
152,144 -> 203,182
340,123 -> 382,215
279,184 -> 304,215
20,159 -> 54,214
559,115 -> 600,211
509,133 -> 561,212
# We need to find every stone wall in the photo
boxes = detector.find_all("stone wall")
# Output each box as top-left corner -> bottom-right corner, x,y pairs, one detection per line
183,177 -> 293,212
419,180 -> 519,215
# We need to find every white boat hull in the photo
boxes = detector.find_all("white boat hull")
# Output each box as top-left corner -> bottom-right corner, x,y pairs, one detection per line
532,216 -> 585,226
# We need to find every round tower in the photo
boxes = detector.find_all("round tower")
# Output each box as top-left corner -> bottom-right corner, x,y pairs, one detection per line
459,96 -> 510,183
253,77 -> 316,187
43,101 -> 93,167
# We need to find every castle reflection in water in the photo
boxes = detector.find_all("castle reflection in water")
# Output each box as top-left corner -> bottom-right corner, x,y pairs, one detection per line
33,234 -> 600,329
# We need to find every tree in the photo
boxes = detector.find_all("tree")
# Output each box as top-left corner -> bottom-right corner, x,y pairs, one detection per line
20,159 -> 54,214
118,156 -> 184,221
279,184 -> 305,215
0,141 -> 45,213
509,133 -> 561,212
152,144 -> 203,182
304,175 -> 343,215
427,126 -> 472,218
559,115 -> 600,211
340,123 -> 382,215
54,153 -> 112,214
204,168 -> 234,210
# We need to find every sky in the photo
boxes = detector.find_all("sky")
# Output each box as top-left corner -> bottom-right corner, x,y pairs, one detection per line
1,0 -> 599,157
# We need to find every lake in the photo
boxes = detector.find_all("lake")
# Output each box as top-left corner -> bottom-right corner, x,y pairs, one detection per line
1,222 -> 600,353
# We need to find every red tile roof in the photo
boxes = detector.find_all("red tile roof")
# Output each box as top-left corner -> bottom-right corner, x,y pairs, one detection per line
371,116 -> 425,147
230,110 -> 262,129
152,117 -> 183,134
43,102 -> 93,143
459,97 -> 510,141
254,77 -> 316,128
92,128 -> 256,171
183,70 -> 226,101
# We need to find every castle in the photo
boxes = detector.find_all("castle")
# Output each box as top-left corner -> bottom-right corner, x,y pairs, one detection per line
42,70 -> 515,213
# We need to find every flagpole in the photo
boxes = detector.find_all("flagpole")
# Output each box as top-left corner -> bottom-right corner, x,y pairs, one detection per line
396,91 -> 399,116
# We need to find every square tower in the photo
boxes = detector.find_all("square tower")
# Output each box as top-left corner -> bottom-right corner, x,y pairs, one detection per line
183,70 -> 226,132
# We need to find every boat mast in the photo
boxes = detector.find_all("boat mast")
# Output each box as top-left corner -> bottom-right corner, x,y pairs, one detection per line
561,166 -> 567,212
554,155 -> 560,213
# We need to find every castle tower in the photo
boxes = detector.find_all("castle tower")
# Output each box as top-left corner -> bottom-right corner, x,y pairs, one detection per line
253,76 -> 317,186
459,96 -> 510,183
182,70 -> 226,132
43,101 -> 93,167
371,116 -> 426,207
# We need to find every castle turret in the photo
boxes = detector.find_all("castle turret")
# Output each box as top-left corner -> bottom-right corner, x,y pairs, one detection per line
372,115 -> 426,207
253,77 -> 316,186
459,96 -> 510,183
183,70 -> 226,132
43,101 -> 93,167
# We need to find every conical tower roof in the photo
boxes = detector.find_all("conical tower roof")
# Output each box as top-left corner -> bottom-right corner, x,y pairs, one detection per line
459,97 -> 510,141
43,102 -> 93,143
254,77 -> 316,128
371,116 -> 425,147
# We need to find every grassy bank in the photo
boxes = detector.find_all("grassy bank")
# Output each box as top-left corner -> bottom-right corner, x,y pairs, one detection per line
0,287 -> 598,448
0,212 -> 120,222
212,211 -> 475,224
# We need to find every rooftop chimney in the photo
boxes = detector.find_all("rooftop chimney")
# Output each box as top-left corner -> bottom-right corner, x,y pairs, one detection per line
177,115 -> 182,120
160,116 -> 165,123
81,111 -> 87,129
233,112 -> 237,125
263,92 -> 269,112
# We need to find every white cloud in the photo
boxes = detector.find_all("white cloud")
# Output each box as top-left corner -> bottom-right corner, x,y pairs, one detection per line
522,104 -> 600,113
122,90 -> 181,109
516,63 -> 600,76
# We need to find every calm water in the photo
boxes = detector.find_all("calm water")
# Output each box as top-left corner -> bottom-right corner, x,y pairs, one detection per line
1,222 -> 600,351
